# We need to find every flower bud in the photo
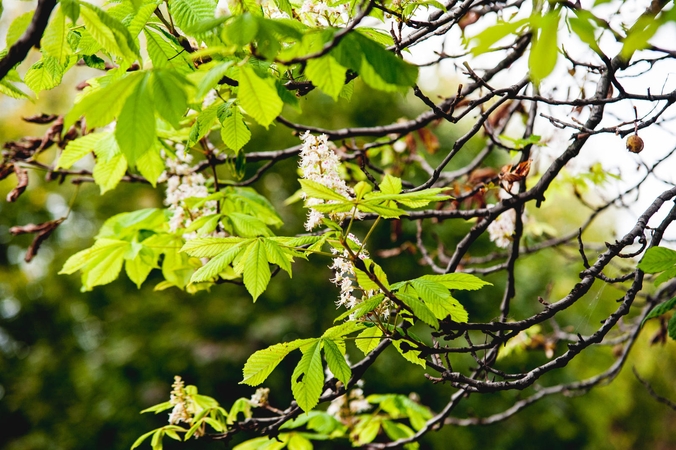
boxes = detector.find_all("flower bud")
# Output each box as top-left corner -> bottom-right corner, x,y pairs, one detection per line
626,134 -> 644,153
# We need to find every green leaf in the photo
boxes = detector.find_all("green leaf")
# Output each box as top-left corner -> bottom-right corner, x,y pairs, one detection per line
642,297 -> 676,327
291,340 -> 324,412
568,12 -> 601,52
237,65 -> 283,128
470,18 -> 529,55
125,247 -> 156,288
392,340 -> 426,368
420,273 -> 492,290
61,0 -> 81,22
305,55 -> 347,101
65,71 -> 144,130
287,434 -> 313,450
6,12 -> 33,47
116,75 -> 156,164
0,80 -> 29,99
42,6 -> 72,64
242,239 -> 271,301
323,339 -> 351,385
188,99 -> 222,146
131,430 -> 157,450
24,57 -> 64,95
241,339 -> 314,386
639,247 -> 676,273
621,15 -> 662,61
144,27 -> 195,74
353,259 -> 389,291
135,144 -> 165,186
56,133 -> 110,169
263,239 -> 293,276
195,61 -> 233,100
398,293 -> 438,328
322,321 -> 366,340
355,326 -> 383,355
60,238 -> 129,290
654,266 -> 676,287
380,174 -> 402,195
224,13 -> 258,46
93,153 -> 128,194
333,32 -> 418,90
169,0 -> 217,34
669,314 -> 676,341
529,11 -> 559,83
219,105 -> 251,152
182,236 -> 249,257
299,179 -> 351,202
227,212 -> 274,237
80,2 -> 139,61
191,244 -> 245,282
151,69 -> 189,129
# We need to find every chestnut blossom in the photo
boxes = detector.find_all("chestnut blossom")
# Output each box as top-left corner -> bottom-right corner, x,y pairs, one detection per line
329,234 -> 378,310
168,376 -> 193,425
299,0 -> 348,25
326,376 -> 371,421
158,146 -> 217,238
487,207 -> 518,248
249,387 -> 270,407
299,131 -> 355,230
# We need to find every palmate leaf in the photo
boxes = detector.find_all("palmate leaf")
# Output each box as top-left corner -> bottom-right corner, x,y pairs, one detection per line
241,338 -> 315,386
237,65 -> 284,128
291,340 -> 324,412
323,339 -> 351,385
298,179 -> 351,202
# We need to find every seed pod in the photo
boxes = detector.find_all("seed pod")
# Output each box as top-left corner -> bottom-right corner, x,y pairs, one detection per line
626,134 -> 644,153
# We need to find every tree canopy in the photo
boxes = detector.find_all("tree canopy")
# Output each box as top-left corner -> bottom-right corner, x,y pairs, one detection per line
2,0 -> 676,449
